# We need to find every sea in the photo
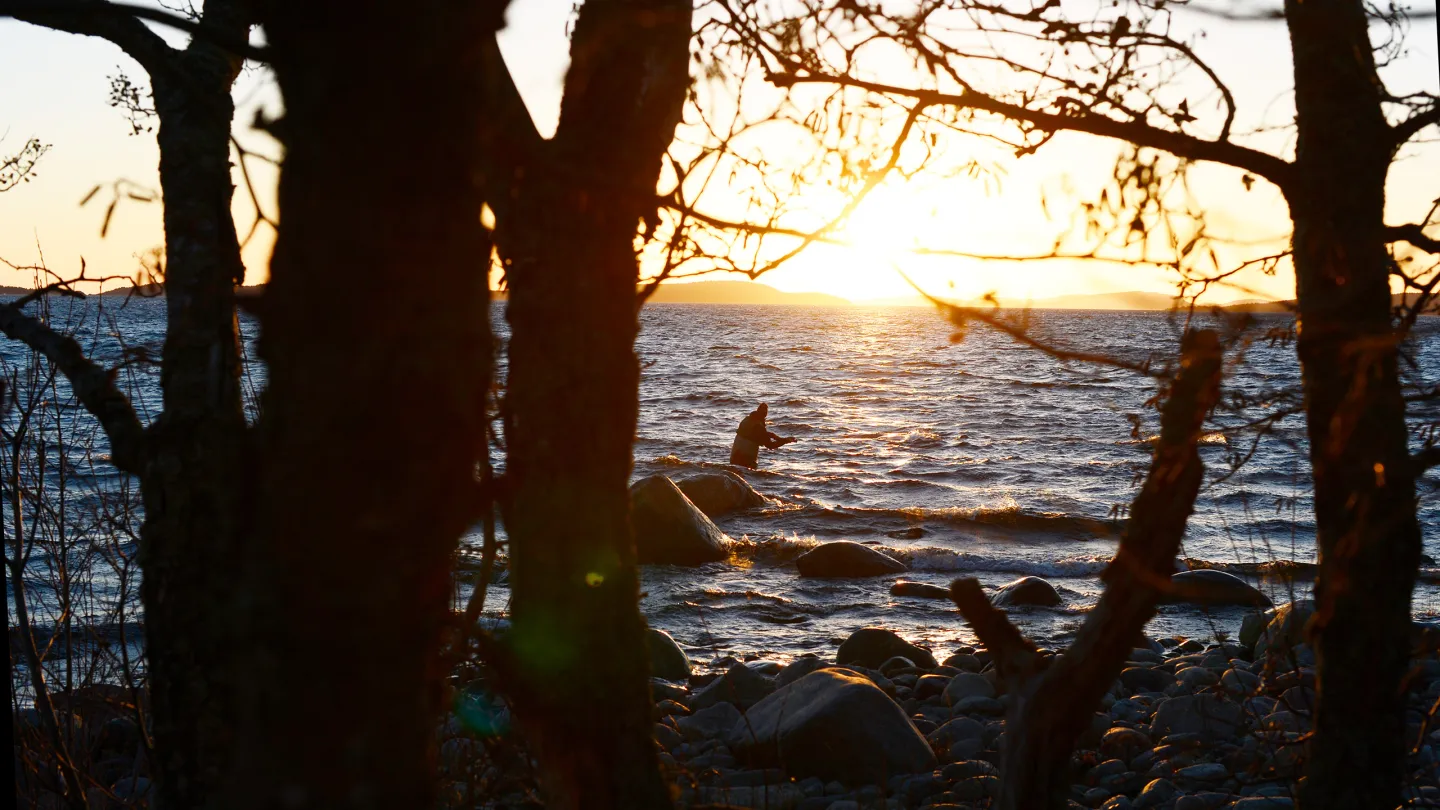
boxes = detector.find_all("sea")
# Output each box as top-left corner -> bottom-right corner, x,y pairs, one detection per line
8,297 -> 1440,675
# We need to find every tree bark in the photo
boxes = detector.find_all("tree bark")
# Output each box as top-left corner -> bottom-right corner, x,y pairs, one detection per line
496,0 -> 690,807
949,329 -> 1223,810
231,3 -> 498,806
135,8 -> 252,808
1286,1 -> 1424,807
7,5 -> 255,808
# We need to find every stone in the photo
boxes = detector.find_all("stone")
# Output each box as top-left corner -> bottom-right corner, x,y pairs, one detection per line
1100,728 -> 1152,764
630,475 -> 731,565
111,777 -> 151,802
777,656 -> 828,689
1174,762 -> 1227,785
954,696 -> 1004,715
1278,686 -> 1315,714
652,678 -> 688,702
943,653 -> 982,671
943,673 -> 996,706
647,628 -> 692,681
1175,666 -> 1219,690
1121,667 -> 1174,695
726,669 -> 936,785
1252,600 -> 1315,662
691,663 -> 776,711
928,717 -> 985,748
1162,570 -> 1272,608
717,768 -> 790,787
992,576 -> 1061,607
890,580 -> 952,599
836,628 -> 937,669
796,541 -> 907,578
952,776 -> 1000,801
1151,695 -> 1243,742
676,701 -> 743,741
914,674 -> 949,700
655,723 -> 683,749
691,784 -> 805,808
878,656 -> 917,676
1230,800 -> 1294,809
1133,778 -> 1177,809
1220,668 -> 1261,696
676,470 -> 769,517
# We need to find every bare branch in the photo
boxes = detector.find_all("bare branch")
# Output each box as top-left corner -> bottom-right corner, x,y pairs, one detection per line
0,0 -> 265,65
768,72 -> 1296,189
0,300 -> 146,474
1393,104 -> 1440,147
1389,223 -> 1440,255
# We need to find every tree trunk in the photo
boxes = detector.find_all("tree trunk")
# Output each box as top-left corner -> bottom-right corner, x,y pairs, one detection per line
132,12 -> 252,809
949,329 -> 1223,810
497,0 -> 690,807
1286,1 -> 1423,807
230,3 -> 497,806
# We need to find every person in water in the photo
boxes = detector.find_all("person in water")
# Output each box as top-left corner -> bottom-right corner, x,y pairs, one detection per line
730,403 -> 795,468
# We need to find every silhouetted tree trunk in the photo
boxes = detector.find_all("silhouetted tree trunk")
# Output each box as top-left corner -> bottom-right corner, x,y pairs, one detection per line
1287,2 -> 1424,807
231,3 -> 498,806
494,0 -> 691,806
949,329 -> 1223,810
6,4 -> 254,807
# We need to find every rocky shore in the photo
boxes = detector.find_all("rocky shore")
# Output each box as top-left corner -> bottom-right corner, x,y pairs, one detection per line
443,599 -> 1440,809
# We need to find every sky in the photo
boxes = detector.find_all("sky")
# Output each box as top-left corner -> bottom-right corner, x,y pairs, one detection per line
0,1 -> 1435,304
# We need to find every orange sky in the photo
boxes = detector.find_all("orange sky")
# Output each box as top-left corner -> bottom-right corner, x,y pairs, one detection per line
0,1 -> 1435,305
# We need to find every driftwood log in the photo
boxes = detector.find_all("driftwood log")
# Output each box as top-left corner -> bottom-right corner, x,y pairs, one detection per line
950,328 -> 1223,810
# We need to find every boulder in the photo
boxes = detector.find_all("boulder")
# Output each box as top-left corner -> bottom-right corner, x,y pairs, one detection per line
676,701 -> 743,741
992,576 -> 1061,607
836,628 -> 937,670
1150,694 -> 1243,742
1100,727 -> 1152,764
1162,570 -> 1272,608
776,655 -> 827,689
726,668 -> 936,785
676,470 -> 770,517
647,628 -> 691,681
690,663 -> 776,712
1120,667 -> 1174,695
943,673 -> 996,706
630,475 -> 731,565
796,541 -> 906,578
889,580 -> 951,600
1253,600 -> 1315,662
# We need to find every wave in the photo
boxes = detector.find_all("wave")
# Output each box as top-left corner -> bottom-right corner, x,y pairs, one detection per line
1118,432 -> 1229,447
733,353 -> 783,371
894,547 -> 1112,577
838,503 -> 1119,537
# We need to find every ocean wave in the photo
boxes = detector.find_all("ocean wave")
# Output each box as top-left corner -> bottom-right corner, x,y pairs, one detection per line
894,547 -> 1112,577
839,503 -> 1119,537
733,353 -> 783,371
1118,432 -> 1229,447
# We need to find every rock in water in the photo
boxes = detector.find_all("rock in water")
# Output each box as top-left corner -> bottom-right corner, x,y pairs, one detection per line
836,628 -> 937,669
1162,569 -> 1272,607
726,668 -> 936,785
796,541 -> 906,578
676,471 -> 769,518
776,655 -> 827,689
992,576 -> 1061,607
689,663 -> 776,712
647,628 -> 691,681
1251,600 -> 1315,661
890,580 -> 951,600
629,475 -> 731,565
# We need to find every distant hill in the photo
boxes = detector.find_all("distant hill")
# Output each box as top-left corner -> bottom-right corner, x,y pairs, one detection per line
641,281 -> 850,306
857,290 -> 1187,310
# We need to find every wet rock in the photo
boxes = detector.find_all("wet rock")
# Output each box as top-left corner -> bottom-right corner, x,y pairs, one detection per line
1252,600 -> 1315,661
1174,762 -> 1227,786
1162,570 -> 1272,608
914,674 -> 950,700
1174,667 -> 1219,691
1100,728 -> 1152,764
890,580 -> 951,600
654,723 -> 683,750
727,668 -> 936,785
777,655 -> 827,689
836,628 -> 937,669
1151,695 -> 1243,742
630,475 -> 731,565
652,678 -> 688,702
1121,667 -> 1174,695
676,701 -> 743,741
1133,777 -> 1178,809
943,653 -> 983,672
796,541 -> 906,578
943,673 -> 995,706
676,470 -> 770,518
1220,668 -> 1261,696
878,656 -> 917,676
647,628 -> 692,681
690,663 -> 776,712
992,576 -> 1061,607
